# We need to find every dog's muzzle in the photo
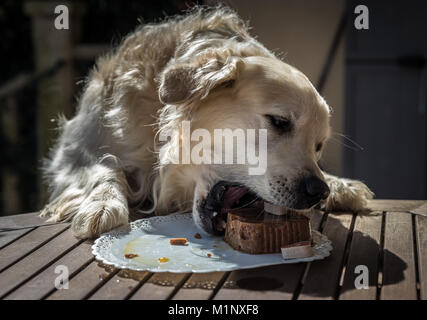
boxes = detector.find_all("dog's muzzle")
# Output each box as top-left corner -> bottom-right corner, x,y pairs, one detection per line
194,181 -> 259,235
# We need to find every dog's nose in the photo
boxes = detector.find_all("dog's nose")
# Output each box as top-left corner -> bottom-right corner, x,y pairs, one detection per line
304,176 -> 330,201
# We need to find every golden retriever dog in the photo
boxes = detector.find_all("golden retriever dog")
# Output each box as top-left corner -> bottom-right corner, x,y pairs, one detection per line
41,6 -> 373,238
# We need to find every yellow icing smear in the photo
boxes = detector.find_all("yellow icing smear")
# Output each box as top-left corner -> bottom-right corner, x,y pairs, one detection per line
158,257 -> 169,263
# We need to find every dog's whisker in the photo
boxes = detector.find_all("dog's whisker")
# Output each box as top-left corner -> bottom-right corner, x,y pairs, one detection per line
332,132 -> 364,151
329,136 -> 362,151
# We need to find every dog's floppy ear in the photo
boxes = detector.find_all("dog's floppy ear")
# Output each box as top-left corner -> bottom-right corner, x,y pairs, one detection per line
158,55 -> 241,104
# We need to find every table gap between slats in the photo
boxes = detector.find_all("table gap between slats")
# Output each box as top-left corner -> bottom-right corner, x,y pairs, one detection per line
334,212 -> 358,299
415,214 -> 427,299
376,212 -> 386,299
411,214 -> 421,299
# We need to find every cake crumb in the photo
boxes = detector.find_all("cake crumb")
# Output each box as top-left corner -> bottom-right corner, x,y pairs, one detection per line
170,238 -> 187,245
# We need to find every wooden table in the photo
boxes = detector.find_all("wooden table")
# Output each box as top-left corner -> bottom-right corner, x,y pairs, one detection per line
0,199 -> 426,300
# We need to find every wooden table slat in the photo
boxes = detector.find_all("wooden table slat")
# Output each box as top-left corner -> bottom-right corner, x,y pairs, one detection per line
0,224 -> 69,272
298,212 -> 353,300
380,212 -> 417,300
339,212 -> 382,300
0,228 -> 79,298
4,241 -> 93,300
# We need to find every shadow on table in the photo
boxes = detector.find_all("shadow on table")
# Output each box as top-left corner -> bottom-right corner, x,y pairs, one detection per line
226,214 -> 407,298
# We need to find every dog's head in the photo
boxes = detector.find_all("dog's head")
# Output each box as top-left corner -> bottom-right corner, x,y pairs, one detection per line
158,54 -> 331,235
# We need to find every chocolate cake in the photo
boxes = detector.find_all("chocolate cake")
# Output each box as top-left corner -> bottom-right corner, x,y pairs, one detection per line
224,205 -> 311,254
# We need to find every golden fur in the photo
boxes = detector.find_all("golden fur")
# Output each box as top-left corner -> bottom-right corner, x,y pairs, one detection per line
41,7 -> 373,238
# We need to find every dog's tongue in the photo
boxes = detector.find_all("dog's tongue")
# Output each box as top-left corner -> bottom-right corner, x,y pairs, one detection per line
220,186 -> 248,213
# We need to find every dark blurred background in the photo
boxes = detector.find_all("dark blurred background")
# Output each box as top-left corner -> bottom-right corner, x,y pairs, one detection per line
0,0 -> 426,217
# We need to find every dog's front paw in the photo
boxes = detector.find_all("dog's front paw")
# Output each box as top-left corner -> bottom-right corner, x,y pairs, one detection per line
71,198 -> 129,239
322,177 -> 374,212
41,191 -> 83,222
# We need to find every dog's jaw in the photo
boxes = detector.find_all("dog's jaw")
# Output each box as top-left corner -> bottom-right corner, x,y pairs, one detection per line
192,197 -> 216,236
192,180 -> 256,235
192,182 -> 216,235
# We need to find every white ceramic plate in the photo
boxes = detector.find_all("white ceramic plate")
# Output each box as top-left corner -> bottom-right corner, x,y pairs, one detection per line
92,212 -> 332,273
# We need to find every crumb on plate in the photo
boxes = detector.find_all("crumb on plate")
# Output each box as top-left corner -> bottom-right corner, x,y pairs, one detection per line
170,238 -> 187,245
158,257 -> 169,263
124,253 -> 139,259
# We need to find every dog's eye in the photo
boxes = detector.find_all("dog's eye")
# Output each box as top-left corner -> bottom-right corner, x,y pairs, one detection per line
316,143 -> 323,152
265,115 -> 292,133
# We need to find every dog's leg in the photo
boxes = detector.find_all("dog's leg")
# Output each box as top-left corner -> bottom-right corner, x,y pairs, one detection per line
321,172 -> 374,212
71,167 -> 129,238
41,164 -> 130,239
